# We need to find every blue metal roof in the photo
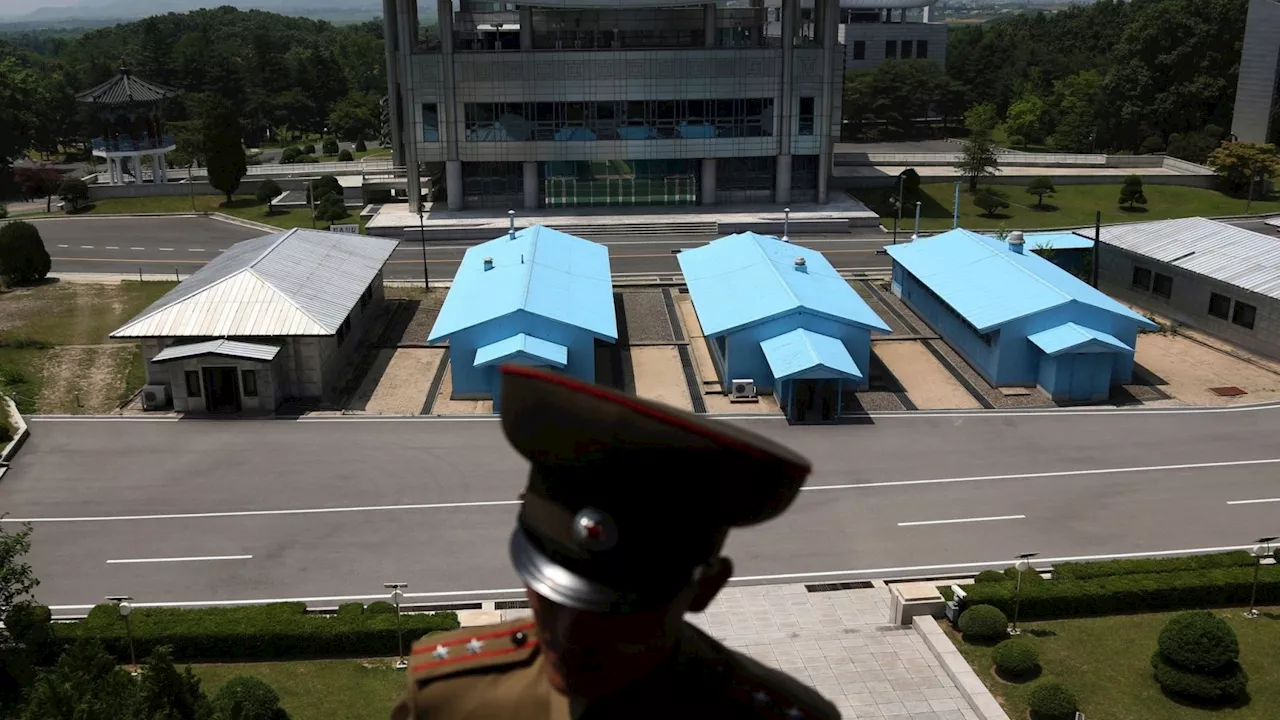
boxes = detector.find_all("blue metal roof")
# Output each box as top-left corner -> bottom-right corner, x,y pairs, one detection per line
677,232 -> 891,336
428,226 -> 618,343
1027,323 -> 1133,356
1024,232 -> 1095,251
885,228 -> 1157,333
473,333 -> 568,368
760,328 -> 863,382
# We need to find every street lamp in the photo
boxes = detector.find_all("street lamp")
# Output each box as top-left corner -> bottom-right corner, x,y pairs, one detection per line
911,200 -> 922,241
1009,552 -> 1039,636
783,207 -> 790,242
106,595 -> 138,673
384,582 -> 410,669
418,202 -> 429,290
1245,537 -> 1277,619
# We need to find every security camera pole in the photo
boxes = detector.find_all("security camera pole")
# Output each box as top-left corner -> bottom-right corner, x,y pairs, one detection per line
1009,552 -> 1039,636
384,582 -> 410,668
106,595 -> 138,673
1246,537 -> 1278,619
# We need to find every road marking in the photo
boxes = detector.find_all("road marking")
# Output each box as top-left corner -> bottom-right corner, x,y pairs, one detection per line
107,554 -> 252,564
1226,497 -> 1280,505
188,248 -> 204,252
897,514 -> 1025,527
57,244 -> 68,248
52,257 -> 208,264
80,245 -> 94,249
130,247 -> 145,250
105,246 -> 119,250
43,544 -> 1255,611
158,247 -> 174,251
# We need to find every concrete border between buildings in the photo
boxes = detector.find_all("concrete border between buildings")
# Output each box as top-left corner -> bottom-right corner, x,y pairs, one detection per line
0,394 -> 31,477
913,615 -> 1012,720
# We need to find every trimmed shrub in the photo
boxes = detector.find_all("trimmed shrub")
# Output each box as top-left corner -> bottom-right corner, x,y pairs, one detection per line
354,137 -> 367,152
255,179 -> 282,210
992,639 -> 1039,679
336,602 -> 364,619
1027,683 -> 1077,720
1052,551 -> 1255,581
1003,566 -> 1045,585
975,570 -> 1006,584
51,602 -> 458,662
213,675 -> 288,720
322,137 -> 340,155
295,154 -> 318,163
0,220 -> 52,285
1151,651 -> 1248,702
57,177 -> 89,210
307,175 -> 342,204
957,604 -> 1007,642
280,146 -> 301,163
301,143 -> 316,155
1007,135 -> 1026,147
366,601 -> 396,615
1158,611 -> 1239,672
314,194 -> 347,222
337,149 -> 354,161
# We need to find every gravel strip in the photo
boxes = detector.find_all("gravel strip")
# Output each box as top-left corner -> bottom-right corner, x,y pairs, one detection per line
619,291 -> 675,344
927,340 -> 1052,409
850,391 -> 907,412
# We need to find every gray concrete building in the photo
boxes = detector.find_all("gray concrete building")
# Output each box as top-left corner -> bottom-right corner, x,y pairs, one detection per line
838,0 -> 945,72
1096,217 -> 1280,360
1231,0 -> 1280,144
111,229 -> 398,413
382,0 -> 846,212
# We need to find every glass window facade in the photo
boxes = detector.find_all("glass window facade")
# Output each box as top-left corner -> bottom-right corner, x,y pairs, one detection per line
542,159 -> 697,207
798,97 -> 815,136
853,40 -> 866,60
463,162 -> 524,209
720,157 -> 775,192
463,99 -> 774,142
422,104 -> 440,142
791,155 -> 819,191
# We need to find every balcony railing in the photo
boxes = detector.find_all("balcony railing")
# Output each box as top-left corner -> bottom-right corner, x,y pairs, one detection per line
92,135 -> 176,153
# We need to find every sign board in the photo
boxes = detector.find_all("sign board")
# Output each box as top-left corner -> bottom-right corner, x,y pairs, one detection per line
329,224 -> 360,235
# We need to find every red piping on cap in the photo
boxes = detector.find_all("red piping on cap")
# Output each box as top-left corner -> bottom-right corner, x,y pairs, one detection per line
500,365 -> 783,464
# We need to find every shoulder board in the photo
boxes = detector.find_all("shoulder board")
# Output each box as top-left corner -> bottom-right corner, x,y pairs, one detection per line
408,619 -> 539,685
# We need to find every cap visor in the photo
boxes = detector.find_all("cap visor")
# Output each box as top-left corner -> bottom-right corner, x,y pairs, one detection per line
509,528 -> 630,613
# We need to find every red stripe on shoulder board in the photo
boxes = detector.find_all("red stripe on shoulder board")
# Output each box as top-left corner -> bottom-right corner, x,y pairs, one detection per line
410,639 -> 539,674
411,622 -> 536,655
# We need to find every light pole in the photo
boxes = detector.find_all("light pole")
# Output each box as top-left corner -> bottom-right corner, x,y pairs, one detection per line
106,595 -> 138,674
384,582 -> 410,668
1245,537 -> 1277,619
892,174 -> 905,245
508,209 -> 516,240
783,207 -> 790,242
308,179 -> 316,229
911,200 -> 922,241
1009,552 -> 1039,636
418,204 -> 428,290
1245,171 -> 1260,215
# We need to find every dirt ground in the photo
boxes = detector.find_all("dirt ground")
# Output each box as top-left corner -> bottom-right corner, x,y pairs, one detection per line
701,390 -> 782,415
431,362 -> 494,415
629,346 -> 693,411
673,295 -> 721,391
37,345 -> 135,414
873,340 -> 981,410
348,348 -> 444,415
1135,333 -> 1280,406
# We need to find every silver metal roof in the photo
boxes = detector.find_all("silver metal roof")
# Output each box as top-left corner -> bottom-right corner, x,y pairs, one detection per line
152,339 -> 282,363
112,228 -> 399,338
1097,217 -> 1280,301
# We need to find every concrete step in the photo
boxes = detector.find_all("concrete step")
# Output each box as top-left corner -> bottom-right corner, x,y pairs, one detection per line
543,221 -> 717,237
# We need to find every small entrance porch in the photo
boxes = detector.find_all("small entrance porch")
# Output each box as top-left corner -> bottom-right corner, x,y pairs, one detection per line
1029,323 -> 1134,403
149,339 -> 283,414
760,328 -> 865,424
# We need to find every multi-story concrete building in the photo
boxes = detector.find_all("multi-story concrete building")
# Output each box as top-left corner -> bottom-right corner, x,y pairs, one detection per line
838,0 -> 945,72
381,0 -> 845,212
1231,0 -> 1280,144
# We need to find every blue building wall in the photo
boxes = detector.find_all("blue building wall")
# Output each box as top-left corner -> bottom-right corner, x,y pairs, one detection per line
716,311 -> 873,392
446,309 -> 598,409
893,265 -> 998,381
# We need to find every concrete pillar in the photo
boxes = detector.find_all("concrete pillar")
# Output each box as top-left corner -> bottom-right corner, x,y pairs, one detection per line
397,0 -> 422,208
775,0 -> 795,204
520,5 -> 533,50
523,161 -> 539,210
814,0 -> 824,44
446,160 -> 463,211
922,5 -> 931,23
775,154 -> 792,205
382,0 -> 403,167
438,0 -> 460,167
816,0 -> 836,204
700,159 -> 716,205
703,3 -> 716,47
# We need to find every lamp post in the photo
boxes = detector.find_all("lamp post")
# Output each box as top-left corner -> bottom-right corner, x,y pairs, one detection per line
892,174 -> 905,245
1009,552 -> 1039,636
384,582 -> 410,668
418,202 -> 429,290
509,209 -> 516,240
308,179 -> 316,229
106,595 -> 138,674
783,207 -> 790,242
1245,537 -> 1277,619
911,200 -> 922,241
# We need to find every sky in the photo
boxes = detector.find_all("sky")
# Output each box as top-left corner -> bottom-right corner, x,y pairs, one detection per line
0,0 -> 84,17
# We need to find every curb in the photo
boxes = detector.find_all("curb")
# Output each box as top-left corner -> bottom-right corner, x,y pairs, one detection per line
207,212 -> 283,233
0,394 -> 31,473
878,211 -> 1280,237
913,616 -> 1011,720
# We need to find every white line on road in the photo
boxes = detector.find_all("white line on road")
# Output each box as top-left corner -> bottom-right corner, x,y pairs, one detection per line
80,245 -> 93,249
897,514 -> 1025,527
50,586 -> 527,611
130,247 -> 145,250
57,244 -> 68,248
1226,497 -> 1280,505
188,248 -> 204,252
106,555 -> 252,564
158,247 -> 174,251
105,246 -> 119,250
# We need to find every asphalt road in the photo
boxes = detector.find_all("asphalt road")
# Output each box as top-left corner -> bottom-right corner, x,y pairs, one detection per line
4,403 -> 1279,610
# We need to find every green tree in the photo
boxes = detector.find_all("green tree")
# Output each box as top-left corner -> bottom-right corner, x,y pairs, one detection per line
14,163 -> 66,213
306,175 -> 342,204
353,137 -> 367,152
1119,174 -> 1148,209
254,179 -> 282,212
337,148 -> 353,161
212,676 -> 289,720
19,641 -> 138,720
964,103 -> 1000,136
1003,94 -> 1046,146
0,518 -> 38,613
0,221 -> 52,286
0,57 -> 38,173
137,647 -> 215,720
1025,176 -> 1056,208
314,194 -> 347,223
57,177 -> 89,211
201,97 -> 247,204
956,130 -> 1000,193
321,136 -> 339,156
974,188 -> 1010,217
1206,142 -> 1280,195
327,92 -> 378,142
1049,71 -> 1102,153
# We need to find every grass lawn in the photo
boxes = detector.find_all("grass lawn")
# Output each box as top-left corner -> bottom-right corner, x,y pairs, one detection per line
318,148 -> 391,162
0,281 -> 176,414
82,196 -> 368,233
852,182 -> 1280,232
194,658 -> 404,720
991,126 -> 1057,154
946,606 -> 1280,720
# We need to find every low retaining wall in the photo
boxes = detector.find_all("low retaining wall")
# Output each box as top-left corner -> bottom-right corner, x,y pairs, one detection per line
0,394 -> 30,473
913,616 -> 1011,720
836,171 -> 1218,190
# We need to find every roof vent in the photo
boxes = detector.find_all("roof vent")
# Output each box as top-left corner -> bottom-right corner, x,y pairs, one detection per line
793,256 -> 807,272
483,257 -> 494,271
1008,231 -> 1025,254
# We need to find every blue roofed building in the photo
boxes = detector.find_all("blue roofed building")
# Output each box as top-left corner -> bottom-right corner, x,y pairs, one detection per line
428,226 -> 617,409
678,232 -> 890,423
885,228 -> 1158,403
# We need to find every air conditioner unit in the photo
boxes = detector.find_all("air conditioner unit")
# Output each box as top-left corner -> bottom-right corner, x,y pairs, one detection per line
730,379 -> 757,401
141,384 -> 170,411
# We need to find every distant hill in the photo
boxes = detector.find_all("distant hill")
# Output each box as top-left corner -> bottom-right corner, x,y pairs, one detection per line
0,0 -> 387,26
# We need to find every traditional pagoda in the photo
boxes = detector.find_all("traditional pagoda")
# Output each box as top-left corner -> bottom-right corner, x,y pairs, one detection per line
76,66 -> 178,185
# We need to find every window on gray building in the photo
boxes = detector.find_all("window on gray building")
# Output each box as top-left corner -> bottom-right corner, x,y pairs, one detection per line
853,40 -> 866,60
1152,272 -> 1173,299
901,40 -> 913,59
798,97 -> 815,136
885,40 -> 897,59
1208,292 -> 1232,320
918,40 -> 929,59
241,370 -> 258,397
422,104 -> 440,142
1131,266 -> 1152,291
1232,301 -> 1257,330
185,371 -> 201,398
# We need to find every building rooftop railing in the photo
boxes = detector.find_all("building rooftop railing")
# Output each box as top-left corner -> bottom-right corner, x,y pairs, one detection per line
91,135 -> 176,153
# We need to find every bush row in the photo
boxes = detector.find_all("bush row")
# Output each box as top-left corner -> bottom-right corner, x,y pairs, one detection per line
960,565 -> 1280,620
1051,551 -> 1256,581
51,602 -> 458,662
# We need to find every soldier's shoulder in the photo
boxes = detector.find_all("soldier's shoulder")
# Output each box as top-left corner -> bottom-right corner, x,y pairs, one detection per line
687,626 -> 840,720
407,618 -> 539,685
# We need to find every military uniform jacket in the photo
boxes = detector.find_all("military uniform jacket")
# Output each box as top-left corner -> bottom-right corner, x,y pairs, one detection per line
391,619 -> 838,720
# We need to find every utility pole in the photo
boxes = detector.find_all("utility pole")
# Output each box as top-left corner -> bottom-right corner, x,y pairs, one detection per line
1091,210 -> 1101,288
419,204 -> 429,290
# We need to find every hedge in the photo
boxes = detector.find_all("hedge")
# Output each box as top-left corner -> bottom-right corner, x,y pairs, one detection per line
52,602 -> 458,662
960,565 -> 1280,620
1052,551 -> 1255,581
1151,652 -> 1248,702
